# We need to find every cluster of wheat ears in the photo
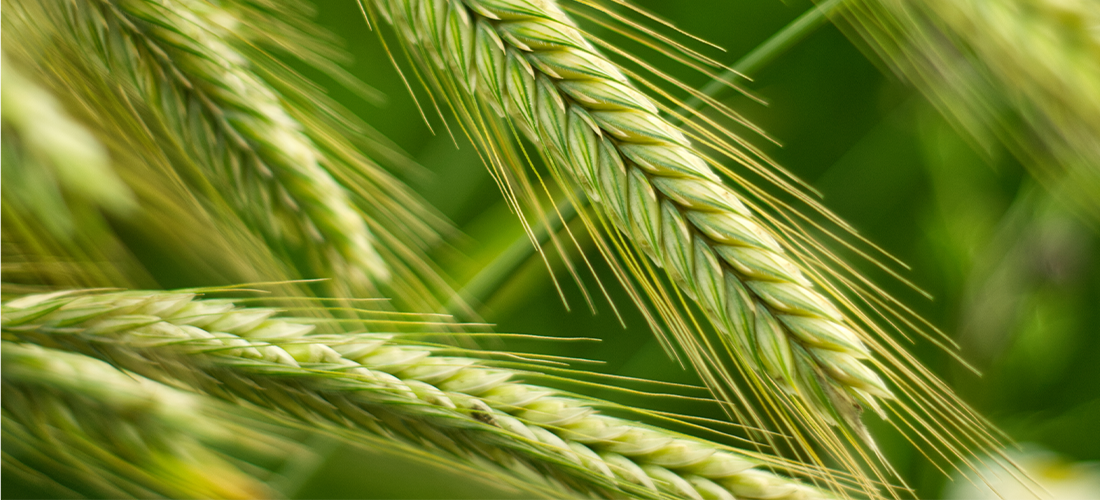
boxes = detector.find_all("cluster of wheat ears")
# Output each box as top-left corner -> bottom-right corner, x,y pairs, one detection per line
3,0 -> 1096,498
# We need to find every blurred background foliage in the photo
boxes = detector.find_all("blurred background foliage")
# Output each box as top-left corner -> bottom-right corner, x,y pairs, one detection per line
4,0 -> 1099,498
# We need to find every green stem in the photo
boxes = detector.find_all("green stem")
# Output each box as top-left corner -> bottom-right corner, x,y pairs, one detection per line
450,198 -> 578,313
673,0 -> 849,122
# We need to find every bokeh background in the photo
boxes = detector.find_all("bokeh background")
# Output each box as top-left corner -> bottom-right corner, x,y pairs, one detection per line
6,0 -> 1099,498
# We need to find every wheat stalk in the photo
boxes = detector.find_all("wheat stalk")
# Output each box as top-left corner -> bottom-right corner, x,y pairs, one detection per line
2,289 -> 840,500
7,0 -> 388,286
1,50 -> 135,238
369,0 -> 891,437
2,342 -> 281,499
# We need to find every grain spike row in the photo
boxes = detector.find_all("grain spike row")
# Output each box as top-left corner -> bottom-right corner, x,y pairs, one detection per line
15,0 -> 389,285
371,0 -> 892,431
2,289 -> 838,500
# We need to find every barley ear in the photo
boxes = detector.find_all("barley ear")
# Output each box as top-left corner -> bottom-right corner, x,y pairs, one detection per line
371,0 -> 888,442
3,289 -> 844,500
6,0 -> 387,287
5,0 -> 468,312
365,1 -> 1031,491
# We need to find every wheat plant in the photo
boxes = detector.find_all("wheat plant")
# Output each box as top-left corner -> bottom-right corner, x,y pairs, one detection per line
3,0 -> 1097,498
371,0 -> 892,428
